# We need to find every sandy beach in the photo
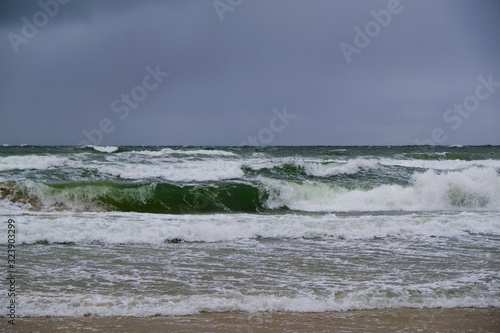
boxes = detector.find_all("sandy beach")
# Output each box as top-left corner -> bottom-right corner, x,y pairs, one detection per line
14,308 -> 500,333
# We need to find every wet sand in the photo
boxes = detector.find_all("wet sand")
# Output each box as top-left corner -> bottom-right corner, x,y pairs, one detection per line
12,308 -> 500,333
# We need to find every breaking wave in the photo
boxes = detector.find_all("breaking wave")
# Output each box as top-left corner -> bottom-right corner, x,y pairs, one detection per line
2,166 -> 499,214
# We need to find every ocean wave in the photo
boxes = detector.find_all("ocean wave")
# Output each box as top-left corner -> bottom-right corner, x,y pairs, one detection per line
0,155 -> 68,171
2,166 -> 499,214
241,158 -> 380,180
302,159 -> 379,177
19,288 -> 500,317
96,160 -> 245,182
402,151 -> 492,161
130,147 -> 238,157
379,158 -> 500,170
89,145 -> 119,153
263,166 -> 500,212
0,180 -> 266,214
15,211 -> 500,245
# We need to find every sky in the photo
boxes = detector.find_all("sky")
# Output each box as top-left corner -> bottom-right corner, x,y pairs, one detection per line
0,0 -> 499,146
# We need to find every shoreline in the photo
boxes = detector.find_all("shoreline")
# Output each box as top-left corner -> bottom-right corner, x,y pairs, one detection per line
14,307 -> 500,333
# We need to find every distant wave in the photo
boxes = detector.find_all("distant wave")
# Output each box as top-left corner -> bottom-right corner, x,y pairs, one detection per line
302,158 -> 379,177
90,145 -> 119,153
130,147 -> 238,157
0,155 -> 68,171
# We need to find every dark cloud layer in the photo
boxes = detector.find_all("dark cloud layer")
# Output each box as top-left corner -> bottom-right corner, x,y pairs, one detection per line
1,0 -> 499,145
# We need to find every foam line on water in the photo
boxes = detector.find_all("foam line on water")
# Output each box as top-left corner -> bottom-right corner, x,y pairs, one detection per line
16,211 -> 500,244
18,290 -> 500,317
0,155 -> 68,171
379,158 -> 500,170
94,160 -> 245,181
127,148 -> 238,157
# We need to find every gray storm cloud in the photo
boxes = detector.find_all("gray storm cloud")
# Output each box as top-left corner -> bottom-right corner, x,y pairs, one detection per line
0,0 -> 499,145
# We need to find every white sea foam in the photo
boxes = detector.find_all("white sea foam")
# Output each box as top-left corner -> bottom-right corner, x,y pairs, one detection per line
91,145 -> 119,153
95,159 -> 245,181
243,156 -> 500,178
303,159 -> 379,177
379,157 -> 500,170
241,157 -> 376,177
16,210 -> 500,245
129,148 -> 238,157
0,195 -> 31,214
76,150 -> 245,181
264,166 -> 500,212
18,288 -> 500,317
0,155 -> 68,171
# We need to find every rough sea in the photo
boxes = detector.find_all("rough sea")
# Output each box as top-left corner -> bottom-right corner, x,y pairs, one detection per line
1,145 -> 499,317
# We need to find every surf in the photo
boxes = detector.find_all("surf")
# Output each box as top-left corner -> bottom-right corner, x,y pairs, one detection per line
2,165 -> 499,214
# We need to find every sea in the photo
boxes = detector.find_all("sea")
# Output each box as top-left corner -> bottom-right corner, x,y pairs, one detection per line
1,145 -> 499,317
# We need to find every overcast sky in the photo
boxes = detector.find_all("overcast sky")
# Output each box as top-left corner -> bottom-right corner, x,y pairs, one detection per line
1,0 -> 499,146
